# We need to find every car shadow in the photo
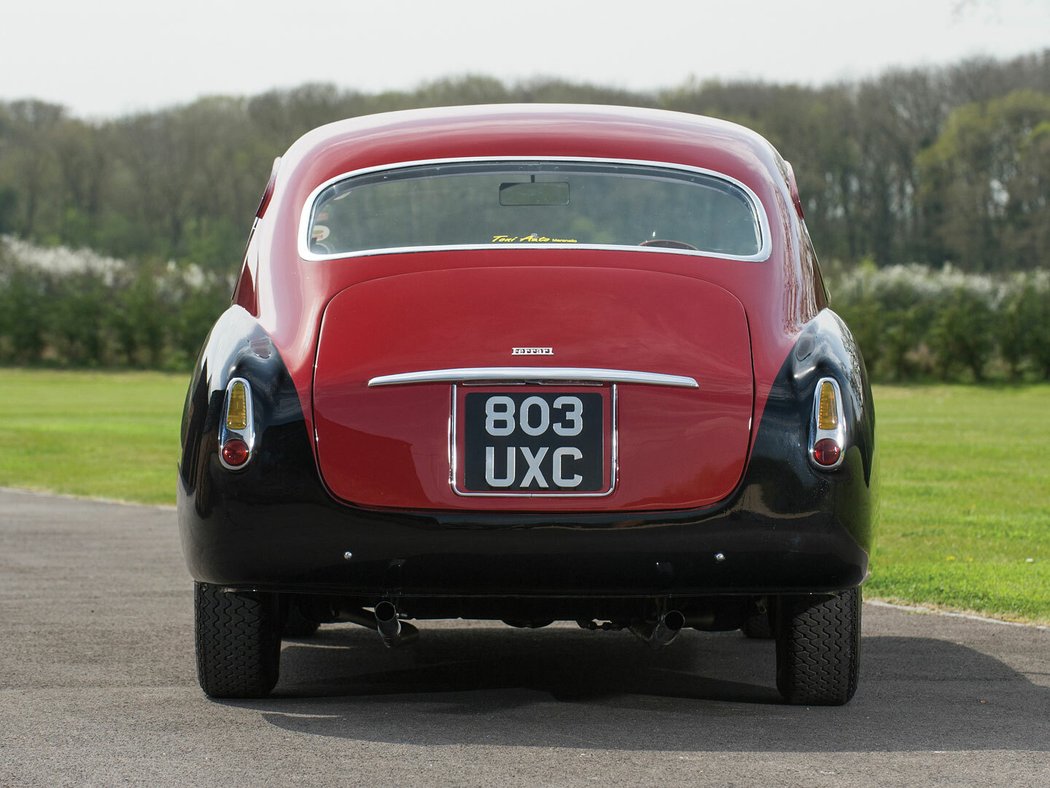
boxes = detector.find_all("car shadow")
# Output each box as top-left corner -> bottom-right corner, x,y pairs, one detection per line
230,623 -> 1050,753
282,624 -> 782,703
217,621 -> 1045,756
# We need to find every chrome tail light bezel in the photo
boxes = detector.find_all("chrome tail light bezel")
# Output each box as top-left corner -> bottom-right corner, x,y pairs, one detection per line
808,376 -> 846,471
218,377 -> 256,471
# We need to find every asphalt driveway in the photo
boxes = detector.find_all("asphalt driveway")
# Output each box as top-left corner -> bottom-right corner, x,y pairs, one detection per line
1,488 -> 1047,786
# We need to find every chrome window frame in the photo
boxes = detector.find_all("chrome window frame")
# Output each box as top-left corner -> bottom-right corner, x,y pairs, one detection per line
298,157 -> 772,263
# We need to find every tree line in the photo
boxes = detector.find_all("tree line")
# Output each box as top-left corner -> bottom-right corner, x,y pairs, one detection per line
1,50 -> 1048,273
0,51 -> 1048,379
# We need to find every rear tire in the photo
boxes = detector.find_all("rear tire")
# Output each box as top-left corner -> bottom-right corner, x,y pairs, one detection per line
775,588 -> 861,706
195,582 -> 281,699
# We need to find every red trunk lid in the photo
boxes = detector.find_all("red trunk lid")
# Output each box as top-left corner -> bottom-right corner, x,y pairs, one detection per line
313,264 -> 753,511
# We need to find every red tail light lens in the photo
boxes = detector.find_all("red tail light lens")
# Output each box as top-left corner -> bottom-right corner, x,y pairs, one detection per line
221,439 -> 250,468
812,438 -> 842,467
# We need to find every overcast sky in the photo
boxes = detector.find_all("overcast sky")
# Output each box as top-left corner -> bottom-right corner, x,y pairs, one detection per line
2,0 -> 1047,119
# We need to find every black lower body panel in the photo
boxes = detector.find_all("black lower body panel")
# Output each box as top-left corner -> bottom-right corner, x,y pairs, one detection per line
178,307 -> 875,609
178,475 -> 868,599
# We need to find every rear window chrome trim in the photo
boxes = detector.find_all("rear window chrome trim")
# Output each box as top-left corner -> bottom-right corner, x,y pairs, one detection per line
368,367 -> 699,389
298,156 -> 772,263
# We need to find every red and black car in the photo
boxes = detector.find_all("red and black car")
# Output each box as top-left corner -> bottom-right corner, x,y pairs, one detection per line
178,105 -> 877,704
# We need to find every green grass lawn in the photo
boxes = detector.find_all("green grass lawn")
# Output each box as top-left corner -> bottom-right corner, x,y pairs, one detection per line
866,384 -> 1049,624
0,370 -> 1047,623
0,369 -> 186,506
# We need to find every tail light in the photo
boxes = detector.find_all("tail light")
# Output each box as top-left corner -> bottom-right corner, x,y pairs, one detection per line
219,377 -> 255,470
809,377 -> 845,470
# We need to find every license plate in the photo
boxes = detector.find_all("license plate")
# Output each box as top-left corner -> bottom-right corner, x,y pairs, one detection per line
454,387 -> 613,496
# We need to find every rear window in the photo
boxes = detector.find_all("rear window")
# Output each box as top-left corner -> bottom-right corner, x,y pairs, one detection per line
303,160 -> 766,260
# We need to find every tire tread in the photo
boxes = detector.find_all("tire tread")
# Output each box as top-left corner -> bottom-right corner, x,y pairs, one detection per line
195,582 -> 280,699
775,588 -> 861,706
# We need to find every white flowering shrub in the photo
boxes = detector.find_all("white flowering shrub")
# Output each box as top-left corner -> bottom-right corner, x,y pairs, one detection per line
2,236 -> 126,281
833,263 -> 941,380
998,270 -> 1050,380
0,237 -> 232,367
2,235 -> 1048,380
928,271 -> 998,381
831,263 -> 1048,382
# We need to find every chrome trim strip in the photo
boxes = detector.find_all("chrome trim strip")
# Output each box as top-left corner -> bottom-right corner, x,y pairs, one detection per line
449,384 -> 619,498
298,156 -> 772,263
370,367 -> 698,389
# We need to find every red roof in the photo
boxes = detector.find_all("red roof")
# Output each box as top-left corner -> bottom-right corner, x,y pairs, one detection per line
276,104 -> 785,208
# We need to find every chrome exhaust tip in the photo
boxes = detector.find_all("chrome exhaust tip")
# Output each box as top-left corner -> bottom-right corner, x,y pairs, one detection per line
630,610 -> 685,648
373,601 -> 418,648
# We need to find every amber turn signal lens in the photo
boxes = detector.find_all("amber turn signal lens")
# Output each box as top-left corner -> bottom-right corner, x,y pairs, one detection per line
226,380 -> 249,430
817,380 -> 839,431
812,438 -> 842,467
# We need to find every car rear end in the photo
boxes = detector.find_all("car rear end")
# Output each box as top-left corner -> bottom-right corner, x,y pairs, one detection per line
179,111 -> 876,704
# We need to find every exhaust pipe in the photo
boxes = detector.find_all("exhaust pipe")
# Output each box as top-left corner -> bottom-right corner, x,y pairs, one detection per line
373,601 -> 419,648
630,610 -> 685,649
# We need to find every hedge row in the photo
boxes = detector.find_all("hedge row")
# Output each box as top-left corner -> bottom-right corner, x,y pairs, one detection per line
3,239 -> 1048,382
0,238 -> 231,369
832,263 -> 1050,382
